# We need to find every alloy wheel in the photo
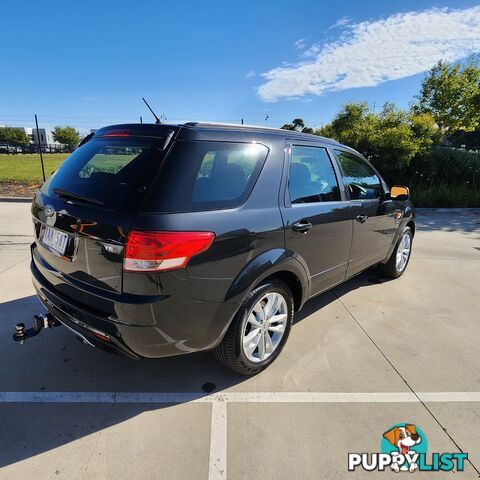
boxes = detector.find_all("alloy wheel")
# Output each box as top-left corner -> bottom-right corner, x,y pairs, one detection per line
241,292 -> 288,363
396,232 -> 411,273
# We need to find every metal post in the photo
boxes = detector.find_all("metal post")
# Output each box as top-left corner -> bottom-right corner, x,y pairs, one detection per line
35,114 -> 46,182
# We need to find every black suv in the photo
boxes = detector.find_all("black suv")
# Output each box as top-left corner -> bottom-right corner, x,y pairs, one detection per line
30,122 -> 414,374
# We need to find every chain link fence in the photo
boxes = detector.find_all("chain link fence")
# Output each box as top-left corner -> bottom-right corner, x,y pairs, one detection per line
0,144 -> 70,197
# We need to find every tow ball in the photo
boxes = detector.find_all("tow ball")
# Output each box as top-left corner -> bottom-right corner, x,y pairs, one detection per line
13,313 -> 61,344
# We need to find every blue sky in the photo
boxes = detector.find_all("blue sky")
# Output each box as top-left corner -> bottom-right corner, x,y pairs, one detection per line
1,0 -> 480,134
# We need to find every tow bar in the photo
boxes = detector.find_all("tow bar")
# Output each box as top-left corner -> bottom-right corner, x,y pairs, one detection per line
13,313 -> 61,344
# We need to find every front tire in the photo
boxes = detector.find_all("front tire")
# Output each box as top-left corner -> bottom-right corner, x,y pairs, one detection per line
378,226 -> 413,279
214,280 -> 294,375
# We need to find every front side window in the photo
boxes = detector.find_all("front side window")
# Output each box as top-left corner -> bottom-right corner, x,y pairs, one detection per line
334,150 -> 383,200
144,140 -> 268,212
288,146 -> 340,204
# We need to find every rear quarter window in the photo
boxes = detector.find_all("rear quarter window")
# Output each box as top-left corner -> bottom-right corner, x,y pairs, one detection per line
143,140 -> 268,213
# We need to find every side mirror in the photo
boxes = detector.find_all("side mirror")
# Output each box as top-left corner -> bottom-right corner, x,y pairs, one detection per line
390,185 -> 410,201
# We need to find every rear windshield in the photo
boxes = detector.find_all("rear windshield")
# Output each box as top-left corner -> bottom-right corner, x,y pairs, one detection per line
42,137 -> 166,209
143,140 -> 268,213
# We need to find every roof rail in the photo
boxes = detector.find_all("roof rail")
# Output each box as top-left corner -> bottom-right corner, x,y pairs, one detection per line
182,121 -> 339,144
183,121 -> 287,132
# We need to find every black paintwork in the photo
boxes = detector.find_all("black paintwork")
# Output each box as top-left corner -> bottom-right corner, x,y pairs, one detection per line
30,122 -> 415,358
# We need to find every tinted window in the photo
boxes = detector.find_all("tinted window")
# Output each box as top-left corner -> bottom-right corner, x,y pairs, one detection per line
335,150 -> 383,200
42,137 -> 166,209
289,146 -> 340,203
144,140 -> 268,213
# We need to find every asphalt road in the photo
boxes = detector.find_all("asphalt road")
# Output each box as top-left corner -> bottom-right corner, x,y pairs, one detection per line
0,203 -> 479,479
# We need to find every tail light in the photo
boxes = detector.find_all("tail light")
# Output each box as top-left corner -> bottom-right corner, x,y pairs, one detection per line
124,230 -> 215,272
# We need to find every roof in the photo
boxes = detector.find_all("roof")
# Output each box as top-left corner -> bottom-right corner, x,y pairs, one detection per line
92,121 -> 343,147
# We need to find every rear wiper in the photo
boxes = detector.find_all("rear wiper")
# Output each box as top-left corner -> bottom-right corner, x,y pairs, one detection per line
53,188 -> 105,206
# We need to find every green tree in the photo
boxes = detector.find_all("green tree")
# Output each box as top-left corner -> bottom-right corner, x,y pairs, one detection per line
317,102 -> 434,175
0,126 -> 29,144
317,102 -> 378,157
280,118 -> 313,133
415,60 -> 480,134
372,104 -> 421,173
410,111 -> 439,152
52,126 -> 81,149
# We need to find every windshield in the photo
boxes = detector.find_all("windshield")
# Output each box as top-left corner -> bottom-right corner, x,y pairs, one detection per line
41,137 -> 166,209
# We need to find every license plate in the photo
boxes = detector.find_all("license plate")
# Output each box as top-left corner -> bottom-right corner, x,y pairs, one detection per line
42,226 -> 69,255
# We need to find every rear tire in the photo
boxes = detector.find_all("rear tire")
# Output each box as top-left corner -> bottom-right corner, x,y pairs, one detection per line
378,227 -> 413,279
214,280 -> 294,375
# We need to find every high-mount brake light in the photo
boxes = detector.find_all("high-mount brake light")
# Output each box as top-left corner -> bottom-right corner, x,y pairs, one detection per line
101,129 -> 130,137
124,230 -> 215,272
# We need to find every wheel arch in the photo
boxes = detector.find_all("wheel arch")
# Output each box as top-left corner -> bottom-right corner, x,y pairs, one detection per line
383,214 -> 416,264
252,270 -> 303,311
406,219 -> 415,237
225,248 -> 310,311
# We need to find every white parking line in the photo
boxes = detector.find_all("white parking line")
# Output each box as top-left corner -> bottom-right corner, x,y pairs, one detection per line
208,400 -> 227,480
2,391 -> 479,480
1,391 -> 480,403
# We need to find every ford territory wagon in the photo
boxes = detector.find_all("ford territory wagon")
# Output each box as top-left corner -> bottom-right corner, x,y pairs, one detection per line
28,122 -> 415,374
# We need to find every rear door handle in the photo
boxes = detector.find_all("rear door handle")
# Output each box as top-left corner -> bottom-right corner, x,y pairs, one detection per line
355,214 -> 368,223
292,220 -> 313,233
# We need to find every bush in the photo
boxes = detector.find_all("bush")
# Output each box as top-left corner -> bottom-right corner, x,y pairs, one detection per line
405,147 -> 480,186
386,147 -> 480,207
411,184 -> 480,208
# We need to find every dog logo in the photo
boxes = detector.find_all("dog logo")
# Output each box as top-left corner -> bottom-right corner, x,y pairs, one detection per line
348,422 -> 469,473
383,424 -> 422,472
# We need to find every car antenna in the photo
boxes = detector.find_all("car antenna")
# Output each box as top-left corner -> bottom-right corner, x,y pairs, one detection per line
142,97 -> 162,124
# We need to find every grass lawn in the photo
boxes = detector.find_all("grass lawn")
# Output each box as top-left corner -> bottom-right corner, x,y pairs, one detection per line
0,153 -> 68,183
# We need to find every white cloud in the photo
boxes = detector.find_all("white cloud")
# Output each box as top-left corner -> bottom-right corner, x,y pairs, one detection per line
329,16 -> 351,29
294,38 -> 306,50
258,6 -> 480,102
245,69 -> 256,79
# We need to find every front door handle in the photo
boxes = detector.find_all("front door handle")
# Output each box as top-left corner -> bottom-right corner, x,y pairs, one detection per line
292,220 -> 313,233
355,213 -> 368,223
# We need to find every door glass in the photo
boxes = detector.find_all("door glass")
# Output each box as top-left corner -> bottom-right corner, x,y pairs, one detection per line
289,146 -> 340,204
334,150 -> 382,200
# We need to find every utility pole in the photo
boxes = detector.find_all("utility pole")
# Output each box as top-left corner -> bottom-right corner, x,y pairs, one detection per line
241,118 -> 244,125
35,114 -> 46,182
265,114 -> 269,127
140,116 -> 143,123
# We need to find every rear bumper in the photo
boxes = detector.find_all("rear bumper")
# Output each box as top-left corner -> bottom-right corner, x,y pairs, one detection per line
31,258 -> 240,359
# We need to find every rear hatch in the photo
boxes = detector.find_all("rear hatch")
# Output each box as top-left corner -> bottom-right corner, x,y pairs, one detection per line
31,125 -> 177,300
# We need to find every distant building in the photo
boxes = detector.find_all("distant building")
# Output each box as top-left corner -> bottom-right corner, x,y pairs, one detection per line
32,128 -> 49,146
11,126 -> 54,145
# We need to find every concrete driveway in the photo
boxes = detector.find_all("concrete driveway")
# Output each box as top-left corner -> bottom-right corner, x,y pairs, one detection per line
0,203 -> 479,479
